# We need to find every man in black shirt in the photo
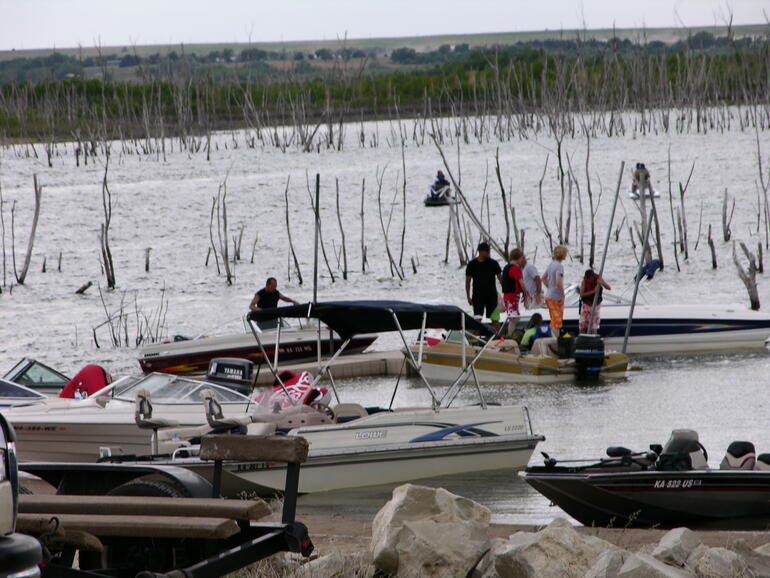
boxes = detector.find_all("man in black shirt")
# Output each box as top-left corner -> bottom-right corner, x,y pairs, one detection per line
465,242 -> 502,328
249,277 -> 299,311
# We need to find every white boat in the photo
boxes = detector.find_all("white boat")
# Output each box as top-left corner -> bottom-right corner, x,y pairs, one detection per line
533,286 -> 770,355
8,301 -> 544,495
138,318 -> 376,374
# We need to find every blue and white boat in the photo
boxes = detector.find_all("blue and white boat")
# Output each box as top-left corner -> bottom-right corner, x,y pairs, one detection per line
540,286 -> 770,355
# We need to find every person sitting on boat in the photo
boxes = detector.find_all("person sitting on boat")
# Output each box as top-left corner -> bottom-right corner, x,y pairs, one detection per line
502,248 -> 531,336
579,269 -> 611,334
249,278 -> 299,311
632,163 -> 652,196
521,313 -> 552,348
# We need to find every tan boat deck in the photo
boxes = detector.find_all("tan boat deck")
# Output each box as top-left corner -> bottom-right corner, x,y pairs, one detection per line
253,350 -> 411,384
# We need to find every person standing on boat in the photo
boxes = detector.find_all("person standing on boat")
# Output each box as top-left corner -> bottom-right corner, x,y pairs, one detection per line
521,253 -> 543,309
465,242 -> 503,330
249,277 -> 299,311
502,248 -> 530,335
542,245 -> 568,334
579,269 -> 611,334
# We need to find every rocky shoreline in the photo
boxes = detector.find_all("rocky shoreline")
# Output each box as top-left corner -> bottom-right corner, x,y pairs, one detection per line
250,484 -> 770,577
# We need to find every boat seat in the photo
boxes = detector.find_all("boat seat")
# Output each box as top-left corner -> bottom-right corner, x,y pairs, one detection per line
657,429 -> 709,471
530,338 -> 558,358
719,441 -> 756,470
755,454 -> 770,471
135,389 -> 180,454
202,389 -> 253,429
134,389 -> 179,430
333,403 -> 368,423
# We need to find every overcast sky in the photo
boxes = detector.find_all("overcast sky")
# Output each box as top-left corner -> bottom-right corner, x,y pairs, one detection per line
1,0 -> 767,51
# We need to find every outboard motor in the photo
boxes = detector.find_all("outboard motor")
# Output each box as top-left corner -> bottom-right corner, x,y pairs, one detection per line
720,441 -> 756,470
573,334 -> 605,380
206,358 -> 255,395
656,429 -> 709,471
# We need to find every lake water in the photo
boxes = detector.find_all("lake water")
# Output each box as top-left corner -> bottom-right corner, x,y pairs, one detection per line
1,111 -> 769,523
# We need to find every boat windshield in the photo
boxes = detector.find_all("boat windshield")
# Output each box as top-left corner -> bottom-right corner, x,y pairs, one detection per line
4,358 -> 70,388
111,373 -> 249,403
0,379 -> 47,399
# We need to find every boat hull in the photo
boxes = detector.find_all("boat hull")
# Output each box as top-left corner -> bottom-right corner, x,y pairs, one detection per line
411,343 -> 628,384
522,469 -> 770,530
138,332 -> 376,373
537,304 -> 770,355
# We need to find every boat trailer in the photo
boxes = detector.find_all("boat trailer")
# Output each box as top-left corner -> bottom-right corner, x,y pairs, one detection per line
17,435 -> 313,577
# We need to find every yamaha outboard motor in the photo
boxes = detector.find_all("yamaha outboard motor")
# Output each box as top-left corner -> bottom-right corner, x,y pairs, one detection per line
206,358 -> 255,395
656,429 -> 709,471
573,334 -> 605,380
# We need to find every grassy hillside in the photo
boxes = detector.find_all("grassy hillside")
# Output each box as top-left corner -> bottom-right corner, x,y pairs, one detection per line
1,23 -> 766,62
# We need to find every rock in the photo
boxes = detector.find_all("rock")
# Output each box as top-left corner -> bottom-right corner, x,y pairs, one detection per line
490,520 -> 618,578
294,552 -> 374,577
617,553 -> 694,577
469,538 -> 506,578
585,549 -> 632,578
755,543 -> 770,557
693,547 -> 751,578
730,539 -> 770,578
685,544 -> 709,571
371,483 -> 491,578
652,527 -> 703,567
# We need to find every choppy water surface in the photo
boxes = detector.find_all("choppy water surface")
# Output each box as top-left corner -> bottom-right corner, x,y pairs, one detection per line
1,112 -> 769,523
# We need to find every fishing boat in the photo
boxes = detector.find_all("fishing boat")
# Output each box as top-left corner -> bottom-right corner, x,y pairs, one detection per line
138,318 -> 377,373
408,333 -> 629,384
9,302 -> 545,495
521,429 -> 770,530
535,286 -> 770,355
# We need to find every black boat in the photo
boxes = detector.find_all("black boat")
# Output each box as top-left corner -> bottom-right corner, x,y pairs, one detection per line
521,429 -> 770,530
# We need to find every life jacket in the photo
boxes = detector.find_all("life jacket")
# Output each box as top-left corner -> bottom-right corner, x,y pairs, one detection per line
581,275 -> 603,305
501,264 -> 521,294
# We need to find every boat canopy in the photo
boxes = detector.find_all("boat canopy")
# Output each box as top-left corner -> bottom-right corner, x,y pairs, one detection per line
247,300 -> 493,339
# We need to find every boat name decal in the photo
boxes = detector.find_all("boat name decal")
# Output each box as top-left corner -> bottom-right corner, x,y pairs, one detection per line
653,479 -> 700,489
354,430 -> 387,440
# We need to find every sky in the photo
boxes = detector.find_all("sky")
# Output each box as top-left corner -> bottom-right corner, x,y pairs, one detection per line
0,0 -> 767,51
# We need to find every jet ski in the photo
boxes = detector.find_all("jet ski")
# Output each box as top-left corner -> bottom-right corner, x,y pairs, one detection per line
424,184 -> 455,206
521,429 -> 770,530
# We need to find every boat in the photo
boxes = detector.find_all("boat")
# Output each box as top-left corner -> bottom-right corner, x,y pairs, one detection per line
138,318 -> 377,373
408,333 -> 629,384
0,379 -> 49,409
424,184 -> 456,206
532,285 -> 770,354
9,302 -> 545,495
521,429 -> 770,530
3,358 -> 71,395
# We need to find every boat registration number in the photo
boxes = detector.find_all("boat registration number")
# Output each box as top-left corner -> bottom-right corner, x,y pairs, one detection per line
653,479 -> 700,489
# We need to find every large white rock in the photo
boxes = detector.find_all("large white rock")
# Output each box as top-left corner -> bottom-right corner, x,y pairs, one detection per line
652,528 -> 703,567
490,519 -> 618,578
371,483 -> 491,578
617,552 -> 694,578
693,547 -> 751,578
730,539 -> 770,578
584,549 -> 632,578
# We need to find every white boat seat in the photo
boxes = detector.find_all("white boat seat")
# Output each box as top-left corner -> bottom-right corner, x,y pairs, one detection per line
493,339 -> 520,354
246,422 -> 276,435
755,454 -> 770,471
719,441 -> 756,470
333,403 -> 368,423
530,338 -> 558,358
201,389 -> 253,429
134,389 -> 179,430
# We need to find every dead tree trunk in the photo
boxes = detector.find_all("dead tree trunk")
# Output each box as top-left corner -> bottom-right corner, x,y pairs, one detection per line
14,174 -> 43,285
733,241 -> 760,310
98,161 -> 116,289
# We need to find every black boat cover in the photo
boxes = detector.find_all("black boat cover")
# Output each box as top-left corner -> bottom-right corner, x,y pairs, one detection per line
247,300 -> 493,339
